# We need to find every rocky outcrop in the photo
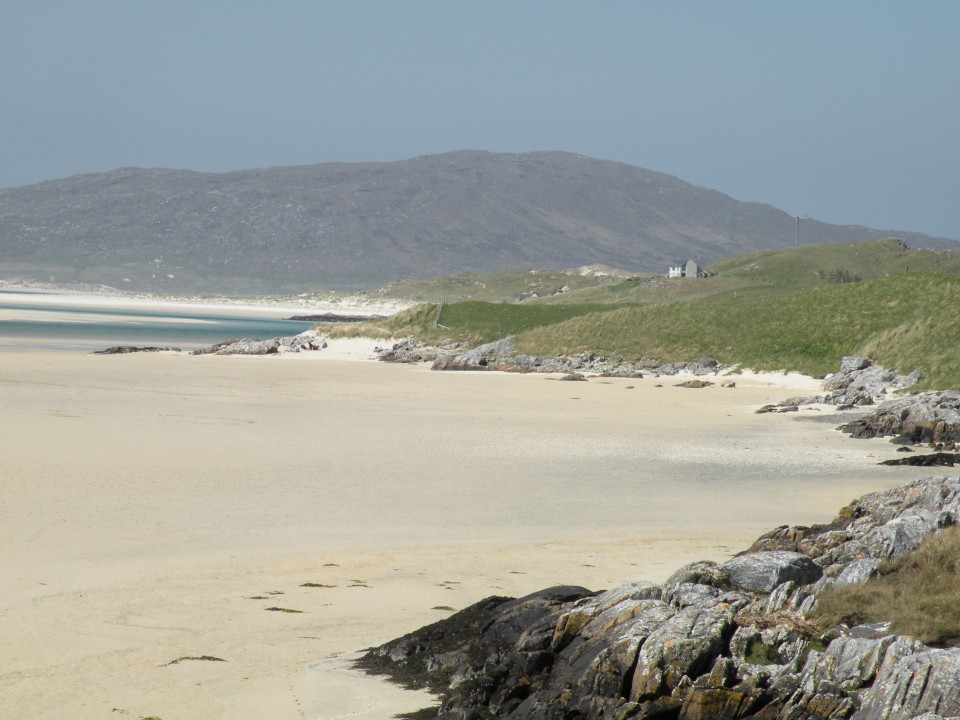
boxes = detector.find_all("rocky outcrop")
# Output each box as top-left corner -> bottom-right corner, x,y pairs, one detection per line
759,357 -> 920,413
720,552 -> 822,594
358,476 -> 960,719
840,391 -> 960,447
93,345 -> 181,354
286,312 -> 384,322
191,330 -> 327,355
822,357 -> 921,407
378,337 -> 721,380
375,339 -> 449,363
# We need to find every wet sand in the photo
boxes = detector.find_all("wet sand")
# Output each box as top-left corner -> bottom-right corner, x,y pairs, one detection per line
0,346 -> 929,719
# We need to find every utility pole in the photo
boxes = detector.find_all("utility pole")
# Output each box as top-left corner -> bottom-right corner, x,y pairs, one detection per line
795,216 -> 800,247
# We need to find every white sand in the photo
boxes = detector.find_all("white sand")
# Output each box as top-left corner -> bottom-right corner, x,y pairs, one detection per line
0,348 -> 933,719
0,287 -> 410,319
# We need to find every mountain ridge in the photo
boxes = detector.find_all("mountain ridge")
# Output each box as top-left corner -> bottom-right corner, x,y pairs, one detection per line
1,150 -> 954,293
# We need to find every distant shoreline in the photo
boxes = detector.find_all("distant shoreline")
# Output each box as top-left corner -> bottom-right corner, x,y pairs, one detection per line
0,285 -> 410,320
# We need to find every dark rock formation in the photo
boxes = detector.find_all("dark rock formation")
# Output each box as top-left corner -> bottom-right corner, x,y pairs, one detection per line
675,380 -> 714,389
93,345 -> 181,354
285,313 -> 384,322
840,391 -> 960,446
358,476 -> 960,719
880,452 -> 960,467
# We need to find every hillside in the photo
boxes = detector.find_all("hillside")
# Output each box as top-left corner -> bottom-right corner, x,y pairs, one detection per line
365,238 -> 960,307
335,240 -> 960,389
1,151 -> 954,294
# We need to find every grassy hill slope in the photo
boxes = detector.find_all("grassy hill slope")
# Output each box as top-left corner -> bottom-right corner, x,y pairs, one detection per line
334,240 -> 960,389
513,272 -> 960,387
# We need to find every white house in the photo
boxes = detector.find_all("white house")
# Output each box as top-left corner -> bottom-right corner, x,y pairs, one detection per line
668,259 -> 708,278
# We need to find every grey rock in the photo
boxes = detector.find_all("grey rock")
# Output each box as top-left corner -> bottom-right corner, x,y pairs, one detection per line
853,648 -> 960,720
191,331 -> 327,355
630,605 -> 735,701
831,558 -> 882,588
665,561 -> 731,593
376,339 -> 440,363
797,636 -> 898,695
764,357 -> 920,412
722,551 -> 823,593
452,337 -> 516,367
841,390 -> 960,445
837,356 -> 873,375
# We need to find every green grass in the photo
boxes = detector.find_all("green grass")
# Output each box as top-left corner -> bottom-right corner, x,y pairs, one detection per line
368,266 -> 636,303
326,300 -> 618,347
325,240 -> 960,390
330,271 -> 960,389
816,526 -> 960,646
511,272 -> 960,389
525,238 -> 960,307
708,237 -> 960,285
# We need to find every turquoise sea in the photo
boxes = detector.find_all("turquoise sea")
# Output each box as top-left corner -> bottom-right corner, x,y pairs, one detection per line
0,293 -> 315,351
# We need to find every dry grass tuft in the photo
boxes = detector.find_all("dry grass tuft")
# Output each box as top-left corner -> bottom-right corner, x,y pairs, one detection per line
735,610 -> 821,638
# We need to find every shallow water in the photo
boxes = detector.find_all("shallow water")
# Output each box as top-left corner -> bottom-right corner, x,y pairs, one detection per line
0,297 -> 314,350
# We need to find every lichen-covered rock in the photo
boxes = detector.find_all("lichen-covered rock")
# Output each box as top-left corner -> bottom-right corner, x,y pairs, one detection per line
761,357 -> 919,411
630,605 -> 736,701
853,648 -> 960,720
375,338 -> 442,363
533,600 -> 678,717
665,561 -> 731,593
797,636 -> 899,695
679,682 -> 768,720
830,558 -> 882,588
722,551 -> 823,593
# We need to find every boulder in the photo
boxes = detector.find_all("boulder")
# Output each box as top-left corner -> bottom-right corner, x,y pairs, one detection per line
721,551 -> 823,593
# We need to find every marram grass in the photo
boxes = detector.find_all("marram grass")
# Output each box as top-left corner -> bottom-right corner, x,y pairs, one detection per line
816,526 -> 960,646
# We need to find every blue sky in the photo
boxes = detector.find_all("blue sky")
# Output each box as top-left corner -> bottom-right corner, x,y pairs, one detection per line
2,1 -> 958,239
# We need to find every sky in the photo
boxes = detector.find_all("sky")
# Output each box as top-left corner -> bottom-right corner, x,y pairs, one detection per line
2,1 -> 958,240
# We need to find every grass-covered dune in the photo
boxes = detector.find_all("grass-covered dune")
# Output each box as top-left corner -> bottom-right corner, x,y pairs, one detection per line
335,271 -> 960,390
514,272 -> 960,388
329,239 -> 960,389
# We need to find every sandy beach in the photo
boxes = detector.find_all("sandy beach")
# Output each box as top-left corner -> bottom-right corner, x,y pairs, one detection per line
0,337 -> 932,719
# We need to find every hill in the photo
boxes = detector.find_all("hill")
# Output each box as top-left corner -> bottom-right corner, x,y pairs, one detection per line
1,151 -> 954,294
